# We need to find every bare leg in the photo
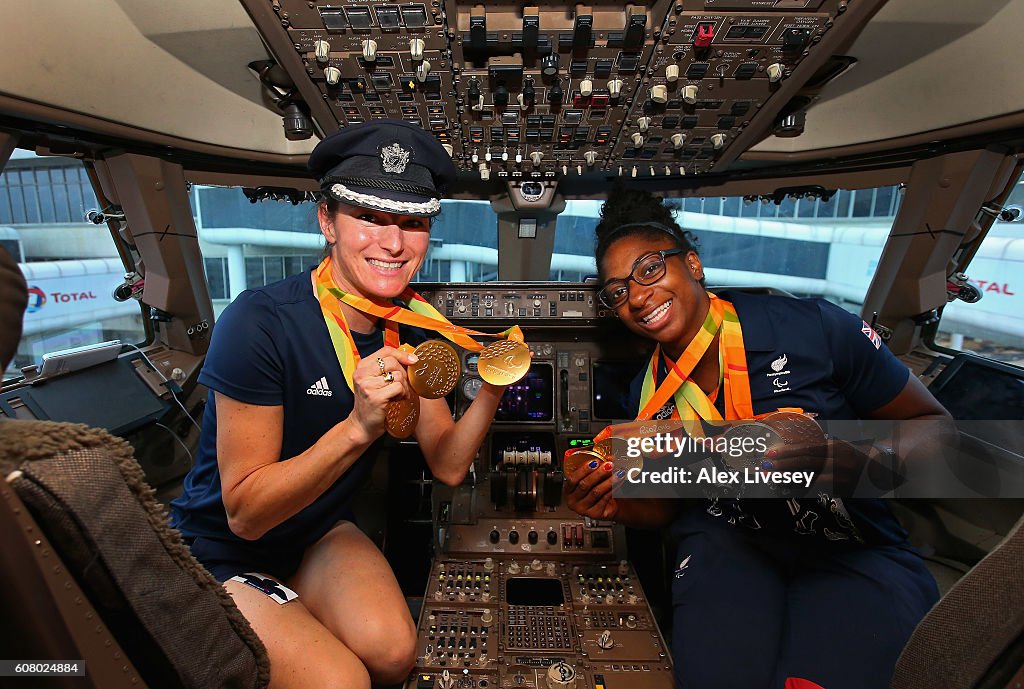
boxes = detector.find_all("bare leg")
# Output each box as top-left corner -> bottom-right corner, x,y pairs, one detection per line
290,521 -> 418,686
224,577 -> 371,689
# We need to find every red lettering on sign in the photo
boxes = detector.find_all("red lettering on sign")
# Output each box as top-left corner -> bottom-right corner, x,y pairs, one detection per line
50,291 -> 99,302
968,280 -> 1014,295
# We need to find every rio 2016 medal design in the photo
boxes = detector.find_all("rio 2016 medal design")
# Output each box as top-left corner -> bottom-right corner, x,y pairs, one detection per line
759,410 -> 825,445
563,447 -> 606,475
477,339 -> 530,385
719,422 -> 785,472
385,396 -> 419,439
408,339 -> 460,399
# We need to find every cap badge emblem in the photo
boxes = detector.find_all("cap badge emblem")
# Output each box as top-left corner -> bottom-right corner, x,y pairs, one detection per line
380,142 -> 411,174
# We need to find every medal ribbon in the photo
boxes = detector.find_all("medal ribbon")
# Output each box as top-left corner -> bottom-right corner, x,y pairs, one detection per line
314,259 -> 403,391
594,293 -> 799,442
317,256 -> 526,352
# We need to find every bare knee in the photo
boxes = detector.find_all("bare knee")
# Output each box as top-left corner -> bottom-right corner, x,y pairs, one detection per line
269,656 -> 371,689
360,617 -> 417,685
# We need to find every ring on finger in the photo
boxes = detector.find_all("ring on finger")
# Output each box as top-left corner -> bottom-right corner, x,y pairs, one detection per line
382,370 -> 395,384
376,357 -> 386,375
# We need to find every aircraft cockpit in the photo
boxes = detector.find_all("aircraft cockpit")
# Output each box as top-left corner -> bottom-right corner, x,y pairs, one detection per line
1,1 -> 1023,688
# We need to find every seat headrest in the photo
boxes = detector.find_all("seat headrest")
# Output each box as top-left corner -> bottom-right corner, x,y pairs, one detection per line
0,246 -> 28,371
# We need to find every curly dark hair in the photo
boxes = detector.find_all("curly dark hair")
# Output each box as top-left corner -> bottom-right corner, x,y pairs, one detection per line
594,187 -> 701,280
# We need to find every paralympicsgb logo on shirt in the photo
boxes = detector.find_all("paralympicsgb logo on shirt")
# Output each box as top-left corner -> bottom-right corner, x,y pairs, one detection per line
306,376 -> 333,396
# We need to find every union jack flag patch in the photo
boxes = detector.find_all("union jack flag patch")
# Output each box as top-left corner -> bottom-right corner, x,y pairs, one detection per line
861,321 -> 882,349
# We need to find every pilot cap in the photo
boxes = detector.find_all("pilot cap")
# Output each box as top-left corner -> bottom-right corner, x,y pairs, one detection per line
308,119 -> 456,218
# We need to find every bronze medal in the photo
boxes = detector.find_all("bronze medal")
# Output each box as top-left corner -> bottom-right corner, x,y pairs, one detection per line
408,339 -> 460,399
719,422 -> 784,472
760,411 -> 825,445
385,396 -> 419,439
477,339 -> 531,386
563,448 -> 605,475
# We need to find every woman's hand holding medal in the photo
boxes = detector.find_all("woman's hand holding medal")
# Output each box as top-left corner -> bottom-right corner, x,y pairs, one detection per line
349,346 -> 420,441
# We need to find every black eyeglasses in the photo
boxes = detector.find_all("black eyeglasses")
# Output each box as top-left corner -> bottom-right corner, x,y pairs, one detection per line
598,249 -> 684,309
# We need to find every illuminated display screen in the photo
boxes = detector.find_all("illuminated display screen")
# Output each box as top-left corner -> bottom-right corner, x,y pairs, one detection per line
496,363 -> 553,421
592,360 -> 644,420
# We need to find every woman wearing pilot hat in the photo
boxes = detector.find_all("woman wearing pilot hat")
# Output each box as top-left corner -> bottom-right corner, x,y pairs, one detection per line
172,120 -> 507,689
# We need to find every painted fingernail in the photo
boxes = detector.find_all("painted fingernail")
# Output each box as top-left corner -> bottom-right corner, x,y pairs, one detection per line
760,460 -> 775,470
766,449 -> 778,459
588,460 -> 599,469
616,469 -> 626,478
602,462 -> 614,472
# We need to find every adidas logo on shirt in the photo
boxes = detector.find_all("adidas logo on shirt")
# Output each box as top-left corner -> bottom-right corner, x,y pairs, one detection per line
306,376 -> 333,397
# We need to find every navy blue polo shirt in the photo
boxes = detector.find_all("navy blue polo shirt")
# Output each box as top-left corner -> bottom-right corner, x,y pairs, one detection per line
170,269 -> 426,559
630,291 -> 912,545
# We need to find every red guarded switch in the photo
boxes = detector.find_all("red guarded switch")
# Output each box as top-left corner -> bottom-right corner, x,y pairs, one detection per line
695,23 -> 715,48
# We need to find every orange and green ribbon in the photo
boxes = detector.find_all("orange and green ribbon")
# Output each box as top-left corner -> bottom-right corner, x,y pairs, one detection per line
314,258 -> 403,391
594,293 -> 798,442
315,256 -> 527,385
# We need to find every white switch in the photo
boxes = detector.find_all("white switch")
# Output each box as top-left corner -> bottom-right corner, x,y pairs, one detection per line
361,39 -> 377,62
314,40 -> 330,64
409,38 -> 425,61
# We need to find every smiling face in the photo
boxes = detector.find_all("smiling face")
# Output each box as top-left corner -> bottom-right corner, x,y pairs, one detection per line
599,233 -> 710,356
318,201 -> 431,300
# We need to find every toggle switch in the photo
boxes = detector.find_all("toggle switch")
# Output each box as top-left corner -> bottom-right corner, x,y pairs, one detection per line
314,40 -> 330,64
361,39 -> 377,62
409,38 -> 425,61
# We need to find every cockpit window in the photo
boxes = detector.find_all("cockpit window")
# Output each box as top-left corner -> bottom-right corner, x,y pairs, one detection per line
668,187 -> 901,317
187,184 -> 906,323
932,172 -> 1024,366
1,152 -> 146,383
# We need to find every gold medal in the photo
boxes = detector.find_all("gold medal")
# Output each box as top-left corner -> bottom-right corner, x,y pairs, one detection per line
385,396 -> 419,439
408,339 -> 460,399
719,422 -> 785,472
760,411 -> 825,445
595,436 -> 643,474
563,447 -> 605,475
477,339 -> 531,386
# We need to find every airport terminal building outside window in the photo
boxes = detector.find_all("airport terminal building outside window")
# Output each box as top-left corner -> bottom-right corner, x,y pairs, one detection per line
3,152 -> 1022,380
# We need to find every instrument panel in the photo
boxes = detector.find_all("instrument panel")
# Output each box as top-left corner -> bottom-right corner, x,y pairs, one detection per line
406,282 -> 671,689
248,0 -> 876,178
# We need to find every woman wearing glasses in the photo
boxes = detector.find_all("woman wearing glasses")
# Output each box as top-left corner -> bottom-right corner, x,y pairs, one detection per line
566,188 -> 950,689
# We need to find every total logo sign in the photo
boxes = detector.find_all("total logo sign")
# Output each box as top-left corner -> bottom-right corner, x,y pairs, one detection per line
26,286 -> 46,313
968,279 -> 1015,296
25,287 -> 99,313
